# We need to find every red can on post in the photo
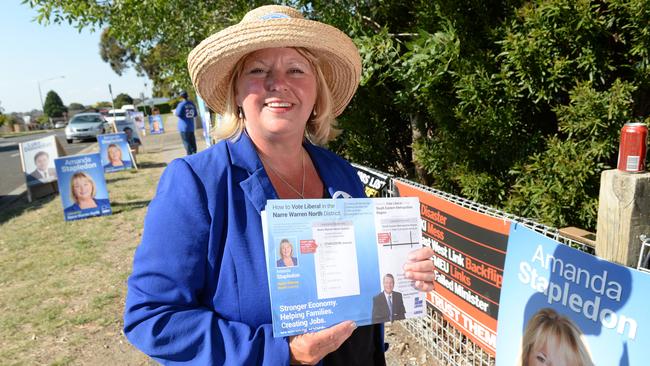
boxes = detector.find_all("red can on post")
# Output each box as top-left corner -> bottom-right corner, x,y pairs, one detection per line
617,122 -> 648,173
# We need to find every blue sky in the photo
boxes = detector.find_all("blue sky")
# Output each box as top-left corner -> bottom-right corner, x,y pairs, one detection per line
0,2 -> 152,114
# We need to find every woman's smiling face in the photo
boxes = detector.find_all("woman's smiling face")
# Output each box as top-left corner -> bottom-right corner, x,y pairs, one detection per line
73,176 -> 93,201
108,146 -> 121,162
236,47 -> 317,141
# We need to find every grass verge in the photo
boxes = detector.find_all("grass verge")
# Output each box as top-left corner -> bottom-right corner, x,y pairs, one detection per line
0,150 -> 167,365
0,129 -> 55,138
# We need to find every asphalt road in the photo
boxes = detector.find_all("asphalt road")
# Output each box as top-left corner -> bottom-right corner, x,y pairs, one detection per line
0,129 -> 95,197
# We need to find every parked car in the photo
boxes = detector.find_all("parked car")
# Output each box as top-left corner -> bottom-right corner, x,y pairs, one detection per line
54,120 -> 67,129
65,113 -> 109,143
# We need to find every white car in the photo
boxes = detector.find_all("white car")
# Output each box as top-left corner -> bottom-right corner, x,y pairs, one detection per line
104,109 -> 127,127
65,113 -> 109,143
54,120 -> 67,129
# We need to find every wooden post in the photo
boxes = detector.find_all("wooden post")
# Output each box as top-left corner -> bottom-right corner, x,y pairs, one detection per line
596,169 -> 650,267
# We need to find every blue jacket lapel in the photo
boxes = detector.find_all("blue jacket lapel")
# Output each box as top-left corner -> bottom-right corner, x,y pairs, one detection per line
226,133 -> 277,213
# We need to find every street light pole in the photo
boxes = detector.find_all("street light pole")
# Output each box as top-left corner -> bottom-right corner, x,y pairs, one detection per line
38,75 -> 65,124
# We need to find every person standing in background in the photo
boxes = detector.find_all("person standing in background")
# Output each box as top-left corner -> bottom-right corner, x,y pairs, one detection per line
174,91 -> 198,155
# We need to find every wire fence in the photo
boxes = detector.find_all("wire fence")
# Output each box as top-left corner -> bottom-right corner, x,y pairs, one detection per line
360,165 -> 597,366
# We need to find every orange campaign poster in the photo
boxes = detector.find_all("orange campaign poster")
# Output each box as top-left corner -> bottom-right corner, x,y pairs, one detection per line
393,180 -> 510,356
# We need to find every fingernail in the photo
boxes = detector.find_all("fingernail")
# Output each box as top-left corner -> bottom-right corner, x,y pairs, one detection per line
350,321 -> 357,330
405,271 -> 412,279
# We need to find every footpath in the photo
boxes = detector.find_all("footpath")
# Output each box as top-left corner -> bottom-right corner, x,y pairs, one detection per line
0,124 -> 429,365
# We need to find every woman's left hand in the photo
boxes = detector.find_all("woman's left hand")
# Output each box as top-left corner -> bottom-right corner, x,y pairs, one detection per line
403,247 -> 436,292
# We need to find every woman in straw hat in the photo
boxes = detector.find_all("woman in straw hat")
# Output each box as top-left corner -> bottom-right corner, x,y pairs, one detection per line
124,5 -> 435,365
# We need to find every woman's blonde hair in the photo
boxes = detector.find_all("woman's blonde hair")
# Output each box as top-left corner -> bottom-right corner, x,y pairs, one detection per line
279,239 -> 294,258
214,47 -> 338,145
70,171 -> 96,204
520,308 -> 594,366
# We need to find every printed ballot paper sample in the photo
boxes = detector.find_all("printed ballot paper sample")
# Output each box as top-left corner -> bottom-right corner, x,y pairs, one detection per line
262,197 -> 426,337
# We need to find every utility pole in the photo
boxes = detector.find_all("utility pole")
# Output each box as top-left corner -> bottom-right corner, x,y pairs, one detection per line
109,83 -> 117,133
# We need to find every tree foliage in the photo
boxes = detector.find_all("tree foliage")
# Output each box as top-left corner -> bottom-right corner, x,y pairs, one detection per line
0,101 -> 7,127
68,102 -> 85,111
99,28 -> 134,76
114,93 -> 134,109
43,90 -> 67,118
25,0 -> 650,230
25,0 -> 262,94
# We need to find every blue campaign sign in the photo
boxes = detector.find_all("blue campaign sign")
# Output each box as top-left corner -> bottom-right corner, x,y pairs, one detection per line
98,133 -> 134,173
54,153 -> 112,221
263,197 -> 425,337
149,115 -> 164,134
496,224 -> 650,366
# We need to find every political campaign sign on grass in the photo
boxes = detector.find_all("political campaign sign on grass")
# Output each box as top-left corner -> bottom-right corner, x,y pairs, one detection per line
98,133 -> 135,173
19,135 -> 61,186
129,111 -> 146,133
149,114 -> 164,134
393,179 -> 510,356
496,224 -> 650,365
54,153 -> 112,221
262,197 -> 425,337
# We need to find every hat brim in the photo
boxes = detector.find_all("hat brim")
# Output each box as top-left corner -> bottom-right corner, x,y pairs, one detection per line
188,18 -> 361,116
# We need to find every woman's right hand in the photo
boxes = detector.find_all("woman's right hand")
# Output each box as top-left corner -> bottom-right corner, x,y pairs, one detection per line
288,320 -> 356,365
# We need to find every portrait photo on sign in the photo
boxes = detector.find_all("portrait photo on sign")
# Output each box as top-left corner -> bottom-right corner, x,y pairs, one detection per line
98,133 -> 135,173
276,238 -> 299,268
54,153 -> 112,221
149,111 -> 164,134
129,111 -> 146,132
20,135 -> 60,186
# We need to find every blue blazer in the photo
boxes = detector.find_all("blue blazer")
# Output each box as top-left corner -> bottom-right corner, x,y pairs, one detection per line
64,198 -> 111,214
124,132 -> 377,365
276,257 -> 298,268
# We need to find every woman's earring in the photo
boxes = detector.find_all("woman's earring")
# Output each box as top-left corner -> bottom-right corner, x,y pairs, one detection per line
238,106 -> 244,119
312,109 -> 317,118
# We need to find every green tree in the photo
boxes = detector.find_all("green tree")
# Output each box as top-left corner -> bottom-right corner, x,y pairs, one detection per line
43,90 -> 67,118
24,0 -> 650,230
68,102 -> 85,111
0,101 -> 8,127
94,101 -> 112,108
114,93 -> 134,109
100,28 -> 135,76
26,0 -> 261,93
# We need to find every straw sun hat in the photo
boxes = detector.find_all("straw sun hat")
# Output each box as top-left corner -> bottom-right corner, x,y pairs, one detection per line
187,5 -> 362,117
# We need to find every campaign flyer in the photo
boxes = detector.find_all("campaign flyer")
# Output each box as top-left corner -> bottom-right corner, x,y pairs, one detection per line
19,135 -> 60,186
148,114 -> 164,134
496,224 -> 650,365
54,153 -> 112,221
262,197 -> 426,337
98,133 -> 135,173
